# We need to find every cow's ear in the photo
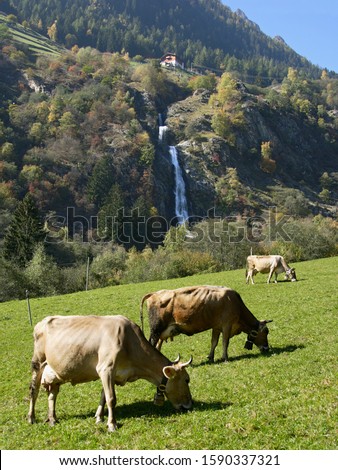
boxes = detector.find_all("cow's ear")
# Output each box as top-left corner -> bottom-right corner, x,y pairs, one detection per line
262,320 -> 273,325
163,365 -> 177,379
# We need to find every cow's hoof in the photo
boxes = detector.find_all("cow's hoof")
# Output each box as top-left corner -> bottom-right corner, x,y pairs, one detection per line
107,424 -> 118,432
44,416 -> 58,426
207,356 -> 214,363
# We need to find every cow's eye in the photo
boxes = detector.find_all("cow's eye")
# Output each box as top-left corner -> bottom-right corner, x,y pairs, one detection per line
186,378 -> 190,384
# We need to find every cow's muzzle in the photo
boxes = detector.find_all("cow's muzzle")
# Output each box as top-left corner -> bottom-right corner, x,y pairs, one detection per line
244,339 -> 254,350
244,328 -> 258,350
177,401 -> 193,412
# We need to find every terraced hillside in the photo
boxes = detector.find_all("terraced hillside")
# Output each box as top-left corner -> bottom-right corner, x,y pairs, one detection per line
0,13 -> 63,56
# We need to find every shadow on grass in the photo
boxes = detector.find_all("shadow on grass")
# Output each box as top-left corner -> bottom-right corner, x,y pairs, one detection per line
57,399 -> 231,429
116,399 -> 231,419
195,344 -> 305,367
247,278 -> 307,284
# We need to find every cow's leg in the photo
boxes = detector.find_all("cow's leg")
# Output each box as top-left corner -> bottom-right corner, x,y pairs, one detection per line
267,268 -> 274,283
274,272 -> 278,283
28,360 -> 44,424
46,383 -> 60,426
100,371 -> 118,432
247,269 -> 255,284
207,329 -> 220,362
95,388 -> 106,424
221,326 -> 231,362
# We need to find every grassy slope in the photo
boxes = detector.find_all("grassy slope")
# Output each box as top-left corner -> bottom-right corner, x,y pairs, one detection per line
0,14 -> 62,56
0,257 -> 337,450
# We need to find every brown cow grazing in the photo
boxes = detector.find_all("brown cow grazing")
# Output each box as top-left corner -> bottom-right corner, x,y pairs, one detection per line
140,285 -> 272,362
28,315 -> 193,432
246,255 -> 297,284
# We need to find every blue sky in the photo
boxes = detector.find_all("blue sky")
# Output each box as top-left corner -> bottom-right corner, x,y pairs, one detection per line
222,0 -> 338,72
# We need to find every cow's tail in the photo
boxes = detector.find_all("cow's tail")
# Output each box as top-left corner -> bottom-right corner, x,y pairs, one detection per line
139,293 -> 153,333
246,248 -> 253,279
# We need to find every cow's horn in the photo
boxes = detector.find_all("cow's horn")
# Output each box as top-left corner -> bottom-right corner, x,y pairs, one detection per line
264,320 -> 273,324
181,356 -> 193,368
172,354 -> 181,364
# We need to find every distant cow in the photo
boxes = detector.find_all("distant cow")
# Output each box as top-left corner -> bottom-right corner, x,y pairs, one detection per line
28,315 -> 193,432
140,285 -> 272,362
246,255 -> 297,284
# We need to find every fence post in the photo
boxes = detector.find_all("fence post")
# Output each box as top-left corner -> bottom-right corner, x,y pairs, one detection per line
85,257 -> 90,291
26,290 -> 32,326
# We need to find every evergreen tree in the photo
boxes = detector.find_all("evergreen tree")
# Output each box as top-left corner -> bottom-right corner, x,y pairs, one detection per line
3,193 -> 46,266
87,154 -> 116,207
97,184 -> 125,243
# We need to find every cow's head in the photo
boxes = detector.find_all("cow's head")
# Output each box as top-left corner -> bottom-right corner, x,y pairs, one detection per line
156,356 -> 193,411
285,268 -> 297,282
245,320 -> 273,353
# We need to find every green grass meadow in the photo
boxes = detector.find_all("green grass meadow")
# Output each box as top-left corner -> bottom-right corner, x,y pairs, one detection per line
0,257 -> 337,450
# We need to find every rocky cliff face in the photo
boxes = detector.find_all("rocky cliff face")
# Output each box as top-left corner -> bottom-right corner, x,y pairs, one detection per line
152,86 -> 337,220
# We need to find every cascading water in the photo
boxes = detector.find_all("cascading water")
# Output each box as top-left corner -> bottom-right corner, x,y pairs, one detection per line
158,114 -> 168,143
158,114 -> 189,224
169,146 -> 189,224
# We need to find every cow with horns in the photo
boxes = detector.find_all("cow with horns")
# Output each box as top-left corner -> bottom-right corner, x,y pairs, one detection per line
140,285 -> 273,362
28,315 -> 193,431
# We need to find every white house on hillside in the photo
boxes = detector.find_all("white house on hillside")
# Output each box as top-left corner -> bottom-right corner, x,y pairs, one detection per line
160,53 -> 184,69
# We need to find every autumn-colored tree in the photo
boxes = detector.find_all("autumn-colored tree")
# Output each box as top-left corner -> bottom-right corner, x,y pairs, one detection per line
210,72 -> 245,141
29,122 -> 44,143
47,20 -> 58,41
210,72 -> 242,109
132,63 -> 166,97
261,141 -> 272,160
1,142 -> 15,162
260,141 -> 276,173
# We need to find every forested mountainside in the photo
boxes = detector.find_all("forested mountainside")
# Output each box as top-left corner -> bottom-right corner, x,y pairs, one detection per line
1,23 -> 337,223
0,9 -> 337,300
2,0 -> 332,83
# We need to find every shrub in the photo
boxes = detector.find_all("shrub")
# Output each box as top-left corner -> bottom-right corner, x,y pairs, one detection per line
122,246 -> 167,284
60,264 -> 87,294
268,218 -> 337,261
188,73 -> 217,93
164,249 -> 216,278
0,257 -> 27,302
25,244 -> 62,297
89,246 -> 127,288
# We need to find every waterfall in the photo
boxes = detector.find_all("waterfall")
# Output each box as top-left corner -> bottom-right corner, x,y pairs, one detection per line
169,146 -> 189,224
158,113 -> 189,224
158,114 -> 168,143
